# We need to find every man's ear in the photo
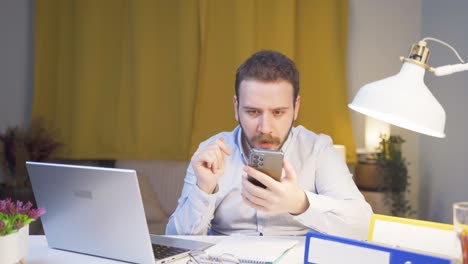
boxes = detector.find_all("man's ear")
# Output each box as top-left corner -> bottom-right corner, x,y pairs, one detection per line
233,95 -> 239,121
294,95 -> 301,120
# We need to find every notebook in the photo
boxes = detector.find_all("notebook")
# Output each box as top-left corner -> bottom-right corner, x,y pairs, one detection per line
26,161 -> 214,264
202,236 -> 298,264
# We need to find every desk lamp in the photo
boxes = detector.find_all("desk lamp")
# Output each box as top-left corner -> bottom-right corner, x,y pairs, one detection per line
348,37 -> 468,138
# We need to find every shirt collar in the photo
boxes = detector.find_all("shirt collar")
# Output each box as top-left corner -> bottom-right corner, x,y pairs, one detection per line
236,126 -> 249,164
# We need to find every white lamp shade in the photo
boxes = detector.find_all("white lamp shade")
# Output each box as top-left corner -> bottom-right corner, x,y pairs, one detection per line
349,62 -> 446,138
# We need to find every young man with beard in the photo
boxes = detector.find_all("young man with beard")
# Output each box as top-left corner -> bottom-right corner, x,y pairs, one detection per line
166,50 -> 372,240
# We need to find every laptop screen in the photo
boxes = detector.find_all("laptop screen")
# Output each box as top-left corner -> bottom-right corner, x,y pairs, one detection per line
27,161 -> 156,263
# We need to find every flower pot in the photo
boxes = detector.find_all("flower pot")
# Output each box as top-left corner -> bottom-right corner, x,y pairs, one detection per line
354,161 -> 384,191
0,225 -> 29,264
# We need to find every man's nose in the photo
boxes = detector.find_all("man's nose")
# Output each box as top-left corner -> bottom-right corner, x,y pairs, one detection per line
258,113 -> 273,134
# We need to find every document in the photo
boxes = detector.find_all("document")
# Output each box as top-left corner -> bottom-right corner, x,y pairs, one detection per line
202,236 -> 298,264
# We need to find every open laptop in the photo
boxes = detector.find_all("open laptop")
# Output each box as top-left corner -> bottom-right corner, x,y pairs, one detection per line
26,161 -> 214,264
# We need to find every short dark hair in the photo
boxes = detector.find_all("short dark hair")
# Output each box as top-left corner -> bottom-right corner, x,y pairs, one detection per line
235,50 -> 299,103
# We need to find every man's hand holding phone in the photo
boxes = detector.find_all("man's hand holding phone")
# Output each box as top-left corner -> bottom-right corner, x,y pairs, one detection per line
191,137 -> 231,194
242,159 -> 310,215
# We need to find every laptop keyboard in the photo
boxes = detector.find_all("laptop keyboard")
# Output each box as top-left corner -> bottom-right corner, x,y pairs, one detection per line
152,244 -> 190,260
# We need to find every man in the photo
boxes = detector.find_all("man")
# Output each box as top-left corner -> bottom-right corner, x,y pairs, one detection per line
166,50 -> 372,239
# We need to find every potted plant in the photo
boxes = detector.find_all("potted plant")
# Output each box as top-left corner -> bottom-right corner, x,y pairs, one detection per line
0,118 -> 61,235
374,134 -> 414,217
0,198 -> 45,264
0,118 -> 62,192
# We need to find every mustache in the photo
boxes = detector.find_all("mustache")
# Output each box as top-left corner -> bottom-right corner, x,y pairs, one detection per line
251,134 -> 281,145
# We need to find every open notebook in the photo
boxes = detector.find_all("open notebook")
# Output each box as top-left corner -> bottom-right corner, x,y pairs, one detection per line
200,236 -> 298,264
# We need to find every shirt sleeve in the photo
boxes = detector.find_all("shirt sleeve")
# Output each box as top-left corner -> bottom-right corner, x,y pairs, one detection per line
292,135 -> 373,240
165,163 -> 218,235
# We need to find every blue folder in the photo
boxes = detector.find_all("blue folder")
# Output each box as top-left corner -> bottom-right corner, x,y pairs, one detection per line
304,232 -> 455,264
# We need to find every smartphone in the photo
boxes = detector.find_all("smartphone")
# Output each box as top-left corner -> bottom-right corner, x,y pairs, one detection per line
248,148 -> 284,188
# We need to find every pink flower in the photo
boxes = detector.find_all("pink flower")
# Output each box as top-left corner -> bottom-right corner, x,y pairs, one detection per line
0,198 -> 18,215
0,197 -> 45,236
28,208 -> 46,219
18,201 -> 33,215
0,199 -> 5,212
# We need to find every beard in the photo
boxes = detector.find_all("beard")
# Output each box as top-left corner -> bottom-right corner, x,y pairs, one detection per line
239,120 -> 294,151
250,133 -> 281,148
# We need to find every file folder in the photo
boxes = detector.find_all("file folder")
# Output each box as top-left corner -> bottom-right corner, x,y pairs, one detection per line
368,214 -> 460,259
304,232 -> 456,264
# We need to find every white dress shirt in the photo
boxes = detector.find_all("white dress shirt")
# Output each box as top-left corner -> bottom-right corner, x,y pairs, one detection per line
166,125 -> 372,240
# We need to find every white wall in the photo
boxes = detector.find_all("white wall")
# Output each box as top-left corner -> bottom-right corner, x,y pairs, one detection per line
347,0 -> 422,216
348,0 -> 468,223
0,0 -> 34,132
0,0 -> 34,183
419,0 -> 468,223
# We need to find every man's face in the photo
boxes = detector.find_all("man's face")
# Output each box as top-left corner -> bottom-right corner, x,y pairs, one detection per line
234,79 -> 300,150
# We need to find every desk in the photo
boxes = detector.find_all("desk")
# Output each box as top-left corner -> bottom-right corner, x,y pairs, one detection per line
26,235 -> 305,263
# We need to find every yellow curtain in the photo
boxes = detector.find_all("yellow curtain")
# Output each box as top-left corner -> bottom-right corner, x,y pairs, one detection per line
34,0 -> 356,162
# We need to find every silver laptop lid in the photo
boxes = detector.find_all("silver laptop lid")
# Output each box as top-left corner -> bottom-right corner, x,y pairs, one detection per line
26,161 -> 155,264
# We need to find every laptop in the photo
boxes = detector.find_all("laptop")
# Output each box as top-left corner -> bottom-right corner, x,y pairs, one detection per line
26,161 -> 214,264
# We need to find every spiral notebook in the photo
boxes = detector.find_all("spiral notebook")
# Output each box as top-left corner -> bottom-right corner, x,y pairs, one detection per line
202,236 -> 298,264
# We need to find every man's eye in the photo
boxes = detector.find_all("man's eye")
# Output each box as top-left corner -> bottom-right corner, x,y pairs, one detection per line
246,110 -> 259,115
273,110 -> 285,116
